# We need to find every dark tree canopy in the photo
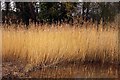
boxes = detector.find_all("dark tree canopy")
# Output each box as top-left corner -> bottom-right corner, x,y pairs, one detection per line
1,2 -> 120,27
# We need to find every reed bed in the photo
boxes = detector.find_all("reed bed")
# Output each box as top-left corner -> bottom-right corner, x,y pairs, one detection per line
2,23 -> 119,71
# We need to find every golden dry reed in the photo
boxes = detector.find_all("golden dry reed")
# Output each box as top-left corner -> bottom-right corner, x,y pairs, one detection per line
2,23 -> 119,70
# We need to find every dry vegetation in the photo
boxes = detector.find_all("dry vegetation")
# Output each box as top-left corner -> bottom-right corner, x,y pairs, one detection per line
2,23 -> 119,72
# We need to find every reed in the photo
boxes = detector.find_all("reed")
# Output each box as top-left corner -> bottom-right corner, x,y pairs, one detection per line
2,23 -> 118,71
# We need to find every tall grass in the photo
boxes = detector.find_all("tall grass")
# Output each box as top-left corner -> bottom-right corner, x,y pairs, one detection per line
2,23 -> 118,71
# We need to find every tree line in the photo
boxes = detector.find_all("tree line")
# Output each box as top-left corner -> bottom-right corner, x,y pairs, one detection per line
1,2 -> 120,27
